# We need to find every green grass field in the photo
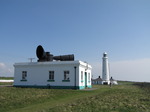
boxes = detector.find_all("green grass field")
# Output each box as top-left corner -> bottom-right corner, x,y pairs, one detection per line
0,77 -> 14,80
0,82 -> 13,85
0,77 -> 14,85
0,81 -> 149,112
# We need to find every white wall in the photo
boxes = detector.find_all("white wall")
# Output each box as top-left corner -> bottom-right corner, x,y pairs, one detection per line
79,63 -> 92,87
14,61 -> 92,89
102,56 -> 110,81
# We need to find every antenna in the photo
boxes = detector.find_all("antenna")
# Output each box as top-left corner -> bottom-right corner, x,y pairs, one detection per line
28,58 -> 35,62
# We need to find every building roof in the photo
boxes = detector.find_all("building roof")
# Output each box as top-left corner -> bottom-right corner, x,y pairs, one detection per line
92,76 -> 103,81
14,60 -> 92,69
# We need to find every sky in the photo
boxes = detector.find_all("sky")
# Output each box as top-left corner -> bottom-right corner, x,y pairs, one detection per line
0,0 -> 150,82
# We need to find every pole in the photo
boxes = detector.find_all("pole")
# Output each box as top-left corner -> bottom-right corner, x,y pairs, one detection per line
74,66 -> 77,89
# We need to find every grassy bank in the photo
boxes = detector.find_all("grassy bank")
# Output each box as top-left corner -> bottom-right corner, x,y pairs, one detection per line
0,77 -> 14,80
0,82 -> 13,85
0,77 -> 14,85
0,82 -> 149,112
52,84 -> 150,112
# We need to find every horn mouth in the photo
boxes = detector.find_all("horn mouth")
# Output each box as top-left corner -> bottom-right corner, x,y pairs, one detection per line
36,45 -> 45,59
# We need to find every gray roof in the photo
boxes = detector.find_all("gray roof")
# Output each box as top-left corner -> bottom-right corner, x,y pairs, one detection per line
92,77 -> 103,81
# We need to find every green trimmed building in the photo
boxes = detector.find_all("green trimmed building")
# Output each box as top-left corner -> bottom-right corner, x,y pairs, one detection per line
14,61 -> 92,89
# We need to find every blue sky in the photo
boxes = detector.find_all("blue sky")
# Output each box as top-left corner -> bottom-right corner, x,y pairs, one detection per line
0,0 -> 150,82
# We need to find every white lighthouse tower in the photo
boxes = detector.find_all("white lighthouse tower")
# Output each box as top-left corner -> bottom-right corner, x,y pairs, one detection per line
102,52 -> 110,85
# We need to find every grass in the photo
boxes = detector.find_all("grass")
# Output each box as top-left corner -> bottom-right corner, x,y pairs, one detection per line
0,77 -> 13,85
0,81 -> 149,112
50,84 -> 150,112
0,77 -> 14,80
0,82 -> 13,85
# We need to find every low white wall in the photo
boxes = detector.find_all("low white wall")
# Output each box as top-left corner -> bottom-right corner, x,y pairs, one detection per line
0,80 -> 14,82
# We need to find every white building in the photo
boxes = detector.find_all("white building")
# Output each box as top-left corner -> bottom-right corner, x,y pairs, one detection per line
102,52 -> 110,85
14,61 -> 92,90
92,52 -> 118,85
92,76 -> 103,85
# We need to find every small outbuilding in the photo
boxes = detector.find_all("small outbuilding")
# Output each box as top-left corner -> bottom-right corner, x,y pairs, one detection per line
92,76 -> 103,85
92,76 -> 118,85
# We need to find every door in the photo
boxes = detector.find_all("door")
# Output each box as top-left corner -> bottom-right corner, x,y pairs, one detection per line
85,72 -> 87,87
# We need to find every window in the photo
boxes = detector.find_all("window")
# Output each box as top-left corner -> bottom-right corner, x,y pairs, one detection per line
47,71 -> 55,82
64,71 -> 69,80
88,73 -> 91,83
81,71 -> 83,82
62,71 -> 70,82
49,71 -> 54,80
21,71 -> 27,81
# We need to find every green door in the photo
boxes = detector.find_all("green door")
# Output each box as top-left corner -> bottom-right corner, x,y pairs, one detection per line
85,72 -> 87,87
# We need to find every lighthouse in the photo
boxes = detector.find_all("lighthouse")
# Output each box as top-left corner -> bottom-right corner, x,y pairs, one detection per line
102,52 -> 110,85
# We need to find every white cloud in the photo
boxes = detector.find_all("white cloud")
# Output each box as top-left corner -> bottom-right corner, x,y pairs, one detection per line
0,62 -> 14,77
91,58 -> 150,82
0,63 -> 6,68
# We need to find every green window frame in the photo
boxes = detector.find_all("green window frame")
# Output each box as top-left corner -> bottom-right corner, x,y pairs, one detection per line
21,71 -> 27,81
47,71 -> 55,82
62,71 -> 70,82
